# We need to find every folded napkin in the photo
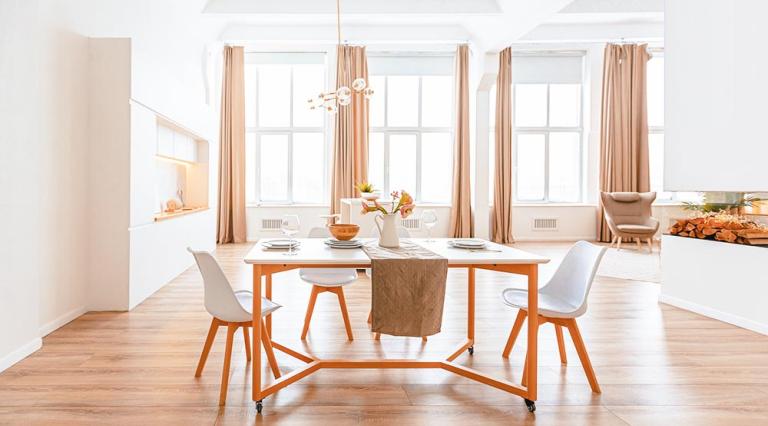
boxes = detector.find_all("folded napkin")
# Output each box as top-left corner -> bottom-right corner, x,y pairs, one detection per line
363,241 -> 448,337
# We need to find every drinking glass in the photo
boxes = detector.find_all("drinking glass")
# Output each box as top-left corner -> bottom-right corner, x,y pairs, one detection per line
280,214 -> 300,256
421,209 -> 438,242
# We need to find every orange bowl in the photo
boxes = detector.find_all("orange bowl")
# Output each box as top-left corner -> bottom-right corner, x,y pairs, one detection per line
329,224 -> 360,241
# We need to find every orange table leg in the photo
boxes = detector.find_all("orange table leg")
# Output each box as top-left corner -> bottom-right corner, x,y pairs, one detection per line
467,266 -> 475,355
265,273 -> 273,336
524,264 -> 539,412
252,264 -> 263,412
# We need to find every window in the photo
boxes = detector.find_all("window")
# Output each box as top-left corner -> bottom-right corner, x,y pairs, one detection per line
244,53 -> 327,204
368,55 -> 454,204
490,54 -> 585,203
647,52 -> 699,203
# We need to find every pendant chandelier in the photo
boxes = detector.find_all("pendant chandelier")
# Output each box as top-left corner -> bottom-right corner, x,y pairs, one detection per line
308,0 -> 373,113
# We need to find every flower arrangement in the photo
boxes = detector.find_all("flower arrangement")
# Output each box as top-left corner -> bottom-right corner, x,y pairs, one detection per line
356,182 -> 376,193
361,190 -> 415,218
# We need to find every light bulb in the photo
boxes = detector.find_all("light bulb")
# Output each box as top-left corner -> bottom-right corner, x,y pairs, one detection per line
352,78 -> 367,92
338,96 -> 351,106
326,103 -> 338,113
364,87 -> 374,99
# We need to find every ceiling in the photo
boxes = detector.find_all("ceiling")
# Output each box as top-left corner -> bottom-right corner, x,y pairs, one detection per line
203,0 -> 663,50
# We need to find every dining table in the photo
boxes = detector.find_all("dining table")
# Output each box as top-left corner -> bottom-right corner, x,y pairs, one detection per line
244,237 -> 550,413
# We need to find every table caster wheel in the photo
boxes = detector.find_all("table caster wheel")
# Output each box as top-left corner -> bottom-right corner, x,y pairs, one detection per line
524,399 -> 536,413
468,346 -> 474,355
256,400 -> 263,414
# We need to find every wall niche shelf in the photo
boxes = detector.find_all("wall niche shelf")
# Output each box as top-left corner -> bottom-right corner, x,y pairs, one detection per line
153,206 -> 209,222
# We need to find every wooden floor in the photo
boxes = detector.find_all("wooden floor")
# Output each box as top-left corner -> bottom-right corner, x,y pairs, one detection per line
1,242 -> 767,425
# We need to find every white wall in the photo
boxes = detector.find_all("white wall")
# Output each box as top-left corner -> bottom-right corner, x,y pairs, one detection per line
0,0 -> 45,371
0,0 -> 220,372
665,0 -> 768,192
661,236 -> 768,335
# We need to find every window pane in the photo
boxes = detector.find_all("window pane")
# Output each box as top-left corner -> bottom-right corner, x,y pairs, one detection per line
246,133 -> 257,203
648,133 -> 668,198
647,57 -> 664,128
387,76 -> 419,126
516,134 -> 545,201
549,84 -> 581,127
245,64 -> 257,128
388,134 -> 417,193
421,132 -> 452,203
514,84 -> 547,127
293,65 -> 324,127
421,76 -> 452,127
368,132 -> 385,192
259,134 -> 289,201
292,133 -> 324,203
548,132 -> 581,202
369,76 -> 386,127
258,66 -> 291,127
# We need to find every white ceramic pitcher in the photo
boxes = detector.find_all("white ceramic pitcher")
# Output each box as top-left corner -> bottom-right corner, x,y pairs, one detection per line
374,213 -> 400,248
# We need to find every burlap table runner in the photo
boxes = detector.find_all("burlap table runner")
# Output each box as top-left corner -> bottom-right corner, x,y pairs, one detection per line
362,240 -> 448,337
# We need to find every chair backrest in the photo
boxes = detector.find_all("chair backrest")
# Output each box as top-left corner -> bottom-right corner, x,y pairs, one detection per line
541,241 -> 607,316
187,248 -> 249,322
368,225 -> 411,238
600,192 -> 656,226
308,226 -> 332,238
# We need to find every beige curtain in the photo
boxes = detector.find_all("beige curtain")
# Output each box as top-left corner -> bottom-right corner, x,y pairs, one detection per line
330,45 -> 369,214
490,47 -> 514,243
449,44 -> 474,238
216,46 -> 247,244
598,43 -> 650,242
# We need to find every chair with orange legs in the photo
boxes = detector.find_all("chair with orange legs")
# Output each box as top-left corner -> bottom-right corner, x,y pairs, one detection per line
188,248 -> 282,406
501,241 -> 607,394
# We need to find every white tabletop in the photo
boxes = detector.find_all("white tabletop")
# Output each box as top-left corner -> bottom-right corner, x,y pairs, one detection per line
244,238 -> 549,265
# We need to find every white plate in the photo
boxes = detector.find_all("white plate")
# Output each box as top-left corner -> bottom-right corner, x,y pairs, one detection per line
324,238 -> 361,245
451,239 -> 486,247
262,239 -> 300,249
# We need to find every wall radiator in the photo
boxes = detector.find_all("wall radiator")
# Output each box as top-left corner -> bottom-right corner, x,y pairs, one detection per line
531,217 -> 559,231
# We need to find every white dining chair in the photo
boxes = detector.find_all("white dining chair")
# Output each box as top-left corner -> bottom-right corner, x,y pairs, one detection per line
187,248 -> 282,406
500,240 -> 607,393
299,227 -> 358,341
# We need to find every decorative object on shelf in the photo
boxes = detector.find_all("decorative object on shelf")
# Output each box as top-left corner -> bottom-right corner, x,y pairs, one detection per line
307,0 -> 373,113
328,223 -> 360,241
668,212 -> 768,245
165,198 -> 182,213
356,182 -> 380,200
361,190 -> 415,248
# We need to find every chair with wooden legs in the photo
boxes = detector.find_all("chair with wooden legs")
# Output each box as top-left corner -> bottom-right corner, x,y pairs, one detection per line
300,227 -> 358,341
188,248 -> 282,406
501,241 -> 607,393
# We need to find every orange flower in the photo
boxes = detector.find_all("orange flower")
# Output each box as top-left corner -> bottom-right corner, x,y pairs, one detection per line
400,203 -> 415,219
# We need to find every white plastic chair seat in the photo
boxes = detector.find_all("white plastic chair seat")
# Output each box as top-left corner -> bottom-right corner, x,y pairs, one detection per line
300,268 -> 358,287
501,288 -> 582,319
233,290 -> 281,322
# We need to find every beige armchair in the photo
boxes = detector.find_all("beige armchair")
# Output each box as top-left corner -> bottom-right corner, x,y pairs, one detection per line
600,192 -> 659,251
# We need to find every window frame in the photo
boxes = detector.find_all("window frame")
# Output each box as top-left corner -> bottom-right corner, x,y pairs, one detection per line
246,59 -> 329,206
512,82 -> 585,204
369,73 -> 454,204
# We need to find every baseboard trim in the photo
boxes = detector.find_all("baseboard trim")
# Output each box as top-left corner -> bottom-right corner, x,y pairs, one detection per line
0,338 -> 42,373
39,306 -> 87,337
659,294 -> 768,335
